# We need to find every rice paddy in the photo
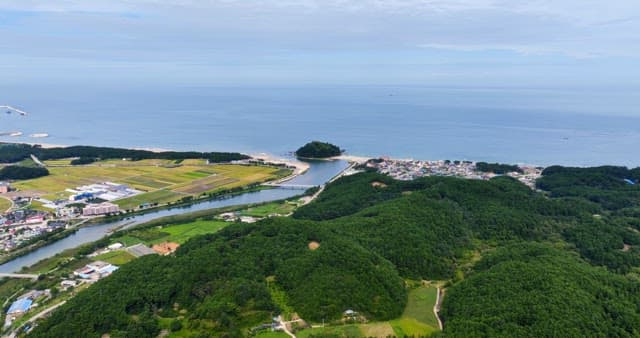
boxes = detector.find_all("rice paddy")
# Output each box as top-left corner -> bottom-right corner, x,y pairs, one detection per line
12,161 -> 290,210
0,196 -> 11,213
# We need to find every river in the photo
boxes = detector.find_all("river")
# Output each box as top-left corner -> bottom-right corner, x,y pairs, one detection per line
0,159 -> 348,273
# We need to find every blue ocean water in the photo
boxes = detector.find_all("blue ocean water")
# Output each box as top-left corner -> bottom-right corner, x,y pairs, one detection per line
1,84 -> 639,167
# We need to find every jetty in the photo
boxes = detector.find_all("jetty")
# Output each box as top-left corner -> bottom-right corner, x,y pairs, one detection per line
1,105 -> 29,116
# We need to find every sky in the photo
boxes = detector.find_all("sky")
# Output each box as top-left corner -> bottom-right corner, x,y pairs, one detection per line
1,0 -> 640,87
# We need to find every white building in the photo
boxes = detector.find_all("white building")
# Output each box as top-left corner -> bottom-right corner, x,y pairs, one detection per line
82,202 -> 119,216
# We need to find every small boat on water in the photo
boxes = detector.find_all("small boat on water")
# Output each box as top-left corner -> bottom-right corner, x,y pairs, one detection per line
9,131 -> 22,137
29,133 -> 49,138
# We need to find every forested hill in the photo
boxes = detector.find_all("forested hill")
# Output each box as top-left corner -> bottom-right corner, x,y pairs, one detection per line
0,143 -> 249,163
29,169 -> 640,337
294,141 -> 342,158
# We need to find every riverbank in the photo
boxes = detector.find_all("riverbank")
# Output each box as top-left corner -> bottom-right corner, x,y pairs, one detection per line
0,159 -> 349,273
0,185 -> 275,266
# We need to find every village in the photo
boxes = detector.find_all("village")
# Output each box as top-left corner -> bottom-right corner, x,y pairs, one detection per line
0,180 -> 137,254
0,195 -> 304,336
365,158 -> 543,188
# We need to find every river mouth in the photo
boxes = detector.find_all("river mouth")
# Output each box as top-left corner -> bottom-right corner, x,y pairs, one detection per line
0,159 -> 349,273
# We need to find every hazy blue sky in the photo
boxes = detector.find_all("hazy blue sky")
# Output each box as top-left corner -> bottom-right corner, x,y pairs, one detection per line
1,1 -> 639,87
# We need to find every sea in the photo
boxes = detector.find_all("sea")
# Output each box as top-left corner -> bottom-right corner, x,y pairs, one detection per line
1,84 -> 639,167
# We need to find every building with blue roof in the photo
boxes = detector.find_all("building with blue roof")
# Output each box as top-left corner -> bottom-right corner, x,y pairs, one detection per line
7,298 -> 33,316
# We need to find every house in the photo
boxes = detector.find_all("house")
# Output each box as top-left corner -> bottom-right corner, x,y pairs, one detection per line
25,215 -> 45,224
73,266 -> 95,279
152,242 -> 180,255
74,261 -> 119,279
60,280 -> 78,289
108,242 -> 124,250
7,298 -> 33,316
0,182 -> 10,194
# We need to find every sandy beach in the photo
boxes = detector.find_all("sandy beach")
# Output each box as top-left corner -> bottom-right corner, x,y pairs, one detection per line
250,153 -> 310,175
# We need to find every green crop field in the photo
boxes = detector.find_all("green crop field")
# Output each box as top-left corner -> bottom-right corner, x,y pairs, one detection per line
115,189 -> 185,210
11,162 -> 288,210
94,250 -> 137,265
43,159 -> 73,166
112,219 -> 230,247
402,286 -> 439,327
153,220 -> 229,244
390,286 -> 439,336
0,196 -> 11,213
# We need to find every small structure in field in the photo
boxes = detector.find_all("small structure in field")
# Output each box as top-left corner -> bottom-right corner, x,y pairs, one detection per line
152,242 -> 180,255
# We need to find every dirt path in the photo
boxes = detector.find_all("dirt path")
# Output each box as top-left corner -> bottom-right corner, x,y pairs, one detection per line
277,316 -> 297,338
433,287 -> 444,330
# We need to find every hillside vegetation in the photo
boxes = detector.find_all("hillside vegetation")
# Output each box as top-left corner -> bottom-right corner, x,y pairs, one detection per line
0,165 -> 49,180
28,167 -> 640,337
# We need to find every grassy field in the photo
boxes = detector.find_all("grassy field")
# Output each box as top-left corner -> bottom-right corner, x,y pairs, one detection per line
151,220 -> 229,244
297,325 -> 362,338
0,196 -> 11,213
112,219 -> 230,247
115,189 -> 186,210
390,286 -> 439,336
42,159 -> 73,166
297,286 -> 440,338
240,202 -> 297,217
403,286 -> 439,327
12,163 -> 288,210
94,250 -> 137,265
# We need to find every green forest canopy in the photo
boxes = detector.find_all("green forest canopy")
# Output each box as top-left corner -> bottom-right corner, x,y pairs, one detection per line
0,143 -> 249,163
0,165 -> 49,180
28,166 -> 640,337
295,141 -> 342,158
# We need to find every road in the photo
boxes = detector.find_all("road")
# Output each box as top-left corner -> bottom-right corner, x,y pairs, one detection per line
276,316 -> 297,338
30,154 -> 45,167
433,287 -> 444,330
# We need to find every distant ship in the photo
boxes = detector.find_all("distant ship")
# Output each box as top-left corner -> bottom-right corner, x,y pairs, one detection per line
29,133 -> 49,138
9,131 -> 23,137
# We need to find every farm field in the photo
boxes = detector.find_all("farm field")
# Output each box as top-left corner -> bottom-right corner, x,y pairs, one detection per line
0,196 -> 11,213
150,220 -> 229,244
11,162 -> 289,210
42,159 -> 73,166
297,286 -> 439,337
113,219 -> 230,247
93,250 -> 136,265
